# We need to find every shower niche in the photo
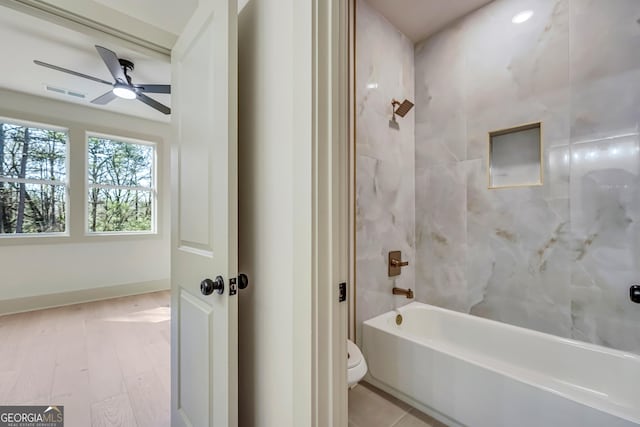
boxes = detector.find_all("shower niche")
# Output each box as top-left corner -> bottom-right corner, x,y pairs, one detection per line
489,122 -> 542,189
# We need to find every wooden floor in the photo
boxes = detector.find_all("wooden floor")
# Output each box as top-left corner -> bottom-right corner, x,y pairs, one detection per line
0,291 -> 171,427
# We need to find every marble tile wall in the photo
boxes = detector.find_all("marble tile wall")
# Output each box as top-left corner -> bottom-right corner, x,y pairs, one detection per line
355,0 -> 415,343
414,0 -> 640,353
568,0 -> 640,351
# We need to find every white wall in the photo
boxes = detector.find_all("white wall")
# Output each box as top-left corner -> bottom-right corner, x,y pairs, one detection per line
0,88 -> 170,310
237,0 -> 313,425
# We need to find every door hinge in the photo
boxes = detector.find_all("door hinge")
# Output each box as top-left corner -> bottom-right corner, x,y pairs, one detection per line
339,282 -> 347,303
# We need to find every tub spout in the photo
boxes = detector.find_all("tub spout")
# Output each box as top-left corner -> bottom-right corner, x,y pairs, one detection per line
392,287 -> 414,299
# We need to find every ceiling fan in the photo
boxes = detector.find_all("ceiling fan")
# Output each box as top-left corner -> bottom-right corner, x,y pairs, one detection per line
34,45 -> 171,115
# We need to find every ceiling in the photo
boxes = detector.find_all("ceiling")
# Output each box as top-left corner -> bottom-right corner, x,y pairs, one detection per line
92,0 -> 197,36
0,0 -> 477,123
365,0 -> 494,43
0,4 -> 172,122
35,0 -> 198,50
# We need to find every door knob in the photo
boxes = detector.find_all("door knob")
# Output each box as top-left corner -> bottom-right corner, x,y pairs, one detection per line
631,284 -> 640,303
238,273 -> 249,289
200,276 -> 224,295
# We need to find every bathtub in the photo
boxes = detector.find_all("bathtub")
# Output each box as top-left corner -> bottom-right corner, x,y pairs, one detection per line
362,302 -> 640,427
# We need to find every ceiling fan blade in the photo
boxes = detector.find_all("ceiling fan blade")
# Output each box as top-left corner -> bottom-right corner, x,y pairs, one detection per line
134,84 -> 171,94
95,45 -> 127,84
33,60 -> 113,86
137,93 -> 171,115
91,90 -> 118,105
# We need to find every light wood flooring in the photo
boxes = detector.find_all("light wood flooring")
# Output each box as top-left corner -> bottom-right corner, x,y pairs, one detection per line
0,291 -> 171,427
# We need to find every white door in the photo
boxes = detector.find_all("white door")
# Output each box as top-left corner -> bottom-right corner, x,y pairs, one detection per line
170,0 -> 238,425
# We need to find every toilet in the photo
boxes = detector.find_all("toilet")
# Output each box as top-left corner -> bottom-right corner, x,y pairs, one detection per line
347,339 -> 368,387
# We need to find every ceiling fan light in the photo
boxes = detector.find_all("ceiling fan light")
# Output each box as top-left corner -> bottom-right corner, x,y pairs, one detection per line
112,85 -> 136,100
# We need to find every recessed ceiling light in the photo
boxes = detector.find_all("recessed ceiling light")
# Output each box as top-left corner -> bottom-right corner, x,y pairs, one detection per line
512,10 -> 534,24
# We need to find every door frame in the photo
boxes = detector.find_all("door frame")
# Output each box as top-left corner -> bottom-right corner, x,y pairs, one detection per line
305,0 -> 350,424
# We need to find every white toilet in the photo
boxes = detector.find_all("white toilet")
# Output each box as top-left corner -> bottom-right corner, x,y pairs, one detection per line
347,339 -> 368,387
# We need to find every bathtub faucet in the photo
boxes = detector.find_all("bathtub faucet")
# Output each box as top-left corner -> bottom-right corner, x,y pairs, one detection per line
392,287 -> 414,299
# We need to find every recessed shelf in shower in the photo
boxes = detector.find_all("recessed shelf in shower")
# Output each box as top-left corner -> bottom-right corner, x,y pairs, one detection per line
489,122 -> 543,189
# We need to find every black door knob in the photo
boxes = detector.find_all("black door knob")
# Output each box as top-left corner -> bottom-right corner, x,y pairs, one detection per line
631,284 -> 640,304
238,273 -> 249,290
201,276 -> 224,296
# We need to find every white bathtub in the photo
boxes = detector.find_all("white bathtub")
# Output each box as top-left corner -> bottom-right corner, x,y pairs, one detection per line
362,302 -> 640,427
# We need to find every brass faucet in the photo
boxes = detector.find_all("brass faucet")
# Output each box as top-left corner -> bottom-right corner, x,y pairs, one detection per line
392,287 -> 414,299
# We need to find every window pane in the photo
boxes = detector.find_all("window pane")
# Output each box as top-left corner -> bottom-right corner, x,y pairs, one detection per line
0,182 -> 66,234
88,137 -> 153,188
88,188 -> 152,232
0,122 -> 67,181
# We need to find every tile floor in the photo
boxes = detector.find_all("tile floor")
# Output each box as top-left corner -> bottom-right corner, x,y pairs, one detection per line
349,382 -> 447,427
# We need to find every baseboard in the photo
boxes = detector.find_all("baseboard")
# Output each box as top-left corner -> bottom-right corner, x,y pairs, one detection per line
0,279 -> 170,315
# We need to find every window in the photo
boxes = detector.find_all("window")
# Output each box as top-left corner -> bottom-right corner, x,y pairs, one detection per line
87,134 -> 155,233
0,119 -> 68,235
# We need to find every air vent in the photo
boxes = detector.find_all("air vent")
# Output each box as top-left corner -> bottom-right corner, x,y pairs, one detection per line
67,91 -> 85,98
45,85 -> 65,94
44,84 -> 86,100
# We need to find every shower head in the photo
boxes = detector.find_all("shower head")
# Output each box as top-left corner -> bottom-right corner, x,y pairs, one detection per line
392,99 -> 414,118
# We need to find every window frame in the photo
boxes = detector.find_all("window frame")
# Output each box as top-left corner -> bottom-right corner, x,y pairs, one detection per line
85,131 -> 158,236
0,116 -> 70,238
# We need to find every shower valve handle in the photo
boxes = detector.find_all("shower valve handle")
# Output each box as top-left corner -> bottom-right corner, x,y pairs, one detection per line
391,259 -> 409,267
388,251 -> 408,277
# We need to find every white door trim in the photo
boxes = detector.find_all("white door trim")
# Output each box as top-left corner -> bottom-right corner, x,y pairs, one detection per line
304,0 -> 350,425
